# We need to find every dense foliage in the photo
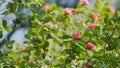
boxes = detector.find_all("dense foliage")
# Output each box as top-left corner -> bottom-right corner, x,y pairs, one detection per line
0,0 -> 120,68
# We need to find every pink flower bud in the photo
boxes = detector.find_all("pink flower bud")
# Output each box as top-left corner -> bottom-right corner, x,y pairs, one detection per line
73,33 -> 80,41
64,8 -> 72,15
45,22 -> 51,26
87,24 -> 95,29
80,0 -> 89,6
73,9 -> 78,13
92,12 -> 98,22
86,42 -> 94,50
29,59 -> 34,63
108,6 -> 115,13
44,4 -> 50,11
21,46 -> 26,51
54,24 -> 58,28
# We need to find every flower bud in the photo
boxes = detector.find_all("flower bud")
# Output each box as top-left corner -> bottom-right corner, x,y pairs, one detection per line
64,8 -> 72,15
29,59 -> 34,63
21,46 -> 26,51
86,42 -> 94,50
73,9 -> 78,13
92,12 -> 98,22
54,24 -> 58,28
45,22 -> 51,26
73,33 -> 80,41
80,0 -> 89,6
87,24 -> 95,29
108,6 -> 115,13
44,4 -> 50,11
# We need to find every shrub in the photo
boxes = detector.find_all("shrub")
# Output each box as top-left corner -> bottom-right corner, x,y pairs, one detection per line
0,0 -> 120,68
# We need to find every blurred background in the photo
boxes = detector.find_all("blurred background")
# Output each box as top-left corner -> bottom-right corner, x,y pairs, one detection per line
44,0 -> 119,9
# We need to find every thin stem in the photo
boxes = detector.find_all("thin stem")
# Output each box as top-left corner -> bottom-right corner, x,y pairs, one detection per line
109,24 -> 117,38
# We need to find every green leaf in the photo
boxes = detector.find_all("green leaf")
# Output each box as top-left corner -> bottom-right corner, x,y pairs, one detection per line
2,20 -> 7,27
7,2 -> 16,13
87,50 -> 93,57
61,34 -> 71,39
5,26 -> 12,32
0,31 -> 3,38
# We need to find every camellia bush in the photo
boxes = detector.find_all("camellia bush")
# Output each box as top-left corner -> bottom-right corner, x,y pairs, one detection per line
0,0 -> 120,68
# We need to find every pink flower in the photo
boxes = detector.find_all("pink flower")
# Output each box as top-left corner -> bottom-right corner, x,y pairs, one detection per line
54,24 -> 58,28
29,59 -> 34,63
45,22 -> 51,26
21,46 -> 26,51
74,9 -> 78,13
44,4 -> 50,11
87,24 -> 95,29
73,33 -> 80,41
80,0 -> 89,6
92,12 -> 98,22
86,42 -> 94,50
108,6 -> 115,13
64,8 -> 72,15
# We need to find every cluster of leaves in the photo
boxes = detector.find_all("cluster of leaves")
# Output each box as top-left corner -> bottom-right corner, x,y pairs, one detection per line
0,0 -> 120,68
